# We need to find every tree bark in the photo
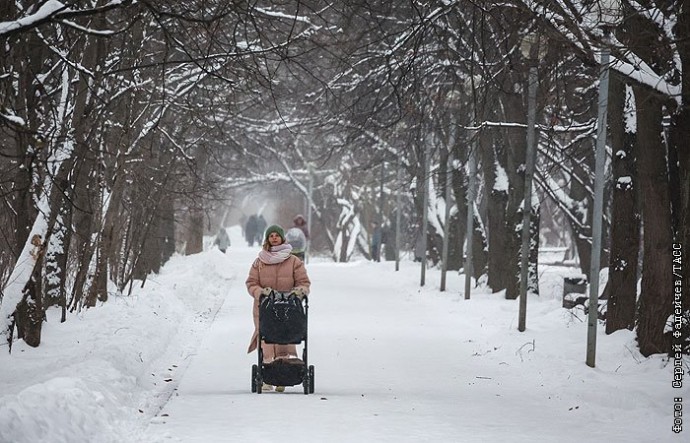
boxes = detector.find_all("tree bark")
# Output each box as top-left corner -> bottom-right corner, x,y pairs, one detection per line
606,74 -> 640,333
502,90 -> 530,300
668,3 -> 690,353
568,145 -> 595,277
86,160 -> 108,307
159,193 -> 176,267
185,205 -> 205,255
486,160 -> 512,293
634,86 -> 674,356
9,31 -> 45,259
527,205 -> 540,295
14,256 -> 44,348
43,185 -> 73,312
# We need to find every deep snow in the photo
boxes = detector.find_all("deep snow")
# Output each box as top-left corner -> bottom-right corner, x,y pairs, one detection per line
0,225 -> 686,442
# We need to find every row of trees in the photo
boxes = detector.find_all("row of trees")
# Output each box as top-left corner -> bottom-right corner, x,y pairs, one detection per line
0,1 -> 687,358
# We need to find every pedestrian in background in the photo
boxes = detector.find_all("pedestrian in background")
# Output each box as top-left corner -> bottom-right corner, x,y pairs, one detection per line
370,221 -> 382,262
213,227 -> 231,253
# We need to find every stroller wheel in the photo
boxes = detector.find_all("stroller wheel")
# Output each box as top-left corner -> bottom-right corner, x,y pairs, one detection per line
302,365 -> 309,395
303,364 -> 315,395
251,364 -> 260,394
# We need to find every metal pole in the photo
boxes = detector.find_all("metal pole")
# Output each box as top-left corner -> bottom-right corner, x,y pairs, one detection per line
464,130 -> 477,300
440,152 -> 452,291
379,161 -> 385,219
306,165 -> 313,264
395,149 -> 402,271
378,160 -> 385,262
518,64 -> 539,332
586,46 -> 610,368
421,140 -> 430,286
441,126 -> 456,291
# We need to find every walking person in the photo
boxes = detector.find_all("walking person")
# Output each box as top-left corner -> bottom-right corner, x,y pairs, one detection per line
255,214 -> 267,246
245,225 -> 311,392
370,221 -> 382,262
292,214 -> 310,241
213,227 -> 231,253
245,215 -> 258,246
285,226 -> 307,260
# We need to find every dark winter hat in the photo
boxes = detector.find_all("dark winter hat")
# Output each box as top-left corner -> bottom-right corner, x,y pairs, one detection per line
264,225 -> 285,242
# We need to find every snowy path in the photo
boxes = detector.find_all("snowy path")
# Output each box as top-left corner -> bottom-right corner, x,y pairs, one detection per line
141,240 -> 675,443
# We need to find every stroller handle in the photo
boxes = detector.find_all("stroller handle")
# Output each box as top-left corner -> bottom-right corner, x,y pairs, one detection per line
260,290 -> 308,303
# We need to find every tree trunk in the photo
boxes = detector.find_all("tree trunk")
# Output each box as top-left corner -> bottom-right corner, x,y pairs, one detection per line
14,257 -> 44,348
70,152 -> 97,308
43,154 -> 72,309
471,210 -> 488,280
186,205 -> 205,255
87,233 -> 108,306
479,122 -> 508,293
132,196 -> 164,280
159,193 -> 176,267
527,205 -> 540,295
634,86 -> 674,356
569,146 -> 595,277
10,31 -> 45,259
606,75 -> 640,333
86,162 -> 107,306
337,229 -> 351,263
482,134 -> 521,297
185,146 -> 207,256
439,147 -> 463,272
668,4 -> 690,353
503,95 -> 530,300
43,196 -> 72,312
102,172 -> 126,291
487,186 -> 511,292
138,210 -> 165,276
69,26 -> 105,309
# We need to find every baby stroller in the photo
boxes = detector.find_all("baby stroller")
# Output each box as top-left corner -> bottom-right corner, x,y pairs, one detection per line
251,290 -> 315,394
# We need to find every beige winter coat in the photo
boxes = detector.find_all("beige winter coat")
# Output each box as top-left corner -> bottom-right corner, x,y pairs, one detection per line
245,255 -> 311,354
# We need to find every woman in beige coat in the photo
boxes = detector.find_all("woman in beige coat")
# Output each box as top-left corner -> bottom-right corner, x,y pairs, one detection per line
245,224 -> 310,390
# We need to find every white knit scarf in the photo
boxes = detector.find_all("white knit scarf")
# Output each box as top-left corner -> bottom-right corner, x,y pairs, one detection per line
258,243 -> 293,264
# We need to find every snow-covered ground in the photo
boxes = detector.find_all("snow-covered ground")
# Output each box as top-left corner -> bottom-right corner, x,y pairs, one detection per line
0,225 -> 686,442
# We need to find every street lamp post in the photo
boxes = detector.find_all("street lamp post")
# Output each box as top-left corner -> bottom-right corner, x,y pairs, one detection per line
440,148 -> 453,291
306,163 -> 314,264
586,0 -> 620,368
518,31 -> 541,333
420,136 -> 431,287
395,149 -> 402,271
464,75 -> 481,300
395,122 -> 407,272
379,161 -> 385,220
464,140 -> 476,300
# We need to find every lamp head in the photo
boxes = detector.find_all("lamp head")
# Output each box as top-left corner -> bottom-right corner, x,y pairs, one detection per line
598,0 -> 621,30
520,32 -> 537,59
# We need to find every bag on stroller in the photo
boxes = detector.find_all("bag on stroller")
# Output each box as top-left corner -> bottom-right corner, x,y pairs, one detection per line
259,292 -> 306,344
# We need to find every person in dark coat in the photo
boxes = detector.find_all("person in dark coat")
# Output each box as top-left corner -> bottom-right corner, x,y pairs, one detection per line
255,214 -> 267,246
245,215 -> 258,246
370,221 -> 382,262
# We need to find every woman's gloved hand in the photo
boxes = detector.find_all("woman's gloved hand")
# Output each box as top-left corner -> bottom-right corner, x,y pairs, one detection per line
291,287 -> 307,299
